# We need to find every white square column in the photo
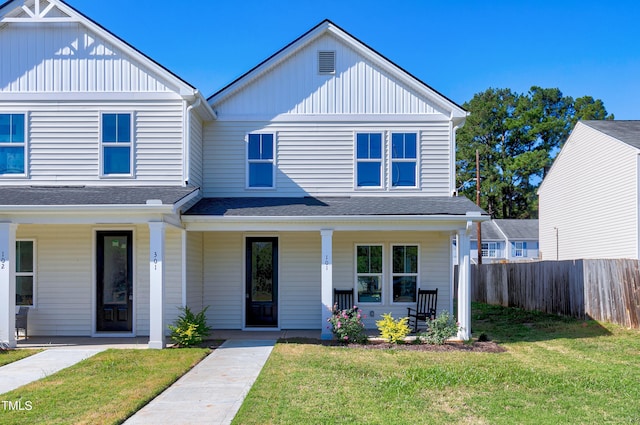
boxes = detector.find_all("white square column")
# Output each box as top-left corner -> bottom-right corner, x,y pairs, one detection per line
148,222 -> 166,349
457,229 -> 471,340
0,223 -> 17,348
320,229 -> 334,340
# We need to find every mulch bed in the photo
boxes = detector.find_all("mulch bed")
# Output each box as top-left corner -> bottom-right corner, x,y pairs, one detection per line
279,338 -> 506,353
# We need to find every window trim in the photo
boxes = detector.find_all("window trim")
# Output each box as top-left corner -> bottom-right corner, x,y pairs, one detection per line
0,112 -> 28,177
245,132 -> 276,190
354,131 -> 384,189
100,111 -> 134,178
355,243 -> 384,304
15,239 -> 36,307
513,241 -> 527,257
391,244 -> 419,304
482,242 -> 498,258
390,132 -> 419,189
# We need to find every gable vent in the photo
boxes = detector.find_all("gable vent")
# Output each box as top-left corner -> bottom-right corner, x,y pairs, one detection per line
318,50 -> 336,74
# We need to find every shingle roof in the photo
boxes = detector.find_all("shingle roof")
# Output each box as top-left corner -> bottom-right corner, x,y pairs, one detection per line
184,196 -> 487,217
493,219 -> 538,239
582,120 -> 640,149
0,186 -> 198,206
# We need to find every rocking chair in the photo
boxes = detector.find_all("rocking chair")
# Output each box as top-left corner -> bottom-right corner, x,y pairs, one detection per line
333,289 -> 355,312
406,288 -> 438,333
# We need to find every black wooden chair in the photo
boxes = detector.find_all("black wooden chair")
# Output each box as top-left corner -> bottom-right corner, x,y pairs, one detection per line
407,288 -> 438,333
333,288 -> 355,311
15,306 -> 29,339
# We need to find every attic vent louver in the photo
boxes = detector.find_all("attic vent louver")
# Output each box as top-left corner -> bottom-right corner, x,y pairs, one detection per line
318,50 -> 336,74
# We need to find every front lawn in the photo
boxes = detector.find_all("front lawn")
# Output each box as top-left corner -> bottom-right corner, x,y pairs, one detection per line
0,349 -> 40,367
0,348 -> 209,425
233,303 -> 640,424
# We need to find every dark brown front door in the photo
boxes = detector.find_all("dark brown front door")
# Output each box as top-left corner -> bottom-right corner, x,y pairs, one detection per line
96,231 -> 133,332
246,237 -> 278,327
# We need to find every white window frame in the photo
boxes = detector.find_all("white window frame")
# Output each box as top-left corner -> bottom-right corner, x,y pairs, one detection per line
513,241 -> 527,257
354,132 -> 384,189
0,112 -> 28,177
355,244 -> 384,304
15,239 -> 36,307
100,111 -> 134,178
391,244 -> 419,304
390,132 -> 419,189
246,132 -> 276,190
482,242 -> 497,258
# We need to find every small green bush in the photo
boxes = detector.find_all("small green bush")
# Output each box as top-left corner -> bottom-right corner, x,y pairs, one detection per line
376,313 -> 411,344
327,305 -> 368,344
421,311 -> 459,345
168,306 -> 211,347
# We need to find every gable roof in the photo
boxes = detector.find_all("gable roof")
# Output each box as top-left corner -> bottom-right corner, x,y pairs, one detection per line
208,19 -> 467,121
0,0 -> 215,119
471,219 -> 538,241
582,120 -> 640,149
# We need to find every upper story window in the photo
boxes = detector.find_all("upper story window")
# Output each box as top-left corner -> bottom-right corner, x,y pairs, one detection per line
247,133 -> 274,188
356,133 -> 382,187
391,133 -> 417,187
16,240 -> 35,307
0,113 -> 26,175
102,113 -> 132,176
513,241 -> 527,257
482,242 -> 497,258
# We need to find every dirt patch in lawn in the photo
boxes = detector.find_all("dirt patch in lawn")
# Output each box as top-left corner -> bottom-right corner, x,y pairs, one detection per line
279,338 -> 506,353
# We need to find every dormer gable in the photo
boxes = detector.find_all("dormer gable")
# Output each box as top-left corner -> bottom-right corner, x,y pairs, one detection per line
209,20 -> 466,123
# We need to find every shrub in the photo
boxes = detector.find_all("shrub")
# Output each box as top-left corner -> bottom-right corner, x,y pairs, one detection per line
168,306 -> 211,347
327,305 -> 368,344
421,311 -> 459,345
376,313 -> 411,344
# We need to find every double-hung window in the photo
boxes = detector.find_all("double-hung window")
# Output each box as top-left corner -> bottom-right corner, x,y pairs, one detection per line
356,133 -> 382,187
392,245 -> 418,303
0,113 -> 26,175
247,133 -> 274,188
356,245 -> 382,303
513,241 -> 527,257
391,133 -> 417,187
102,113 -> 132,175
482,242 -> 497,258
16,240 -> 35,306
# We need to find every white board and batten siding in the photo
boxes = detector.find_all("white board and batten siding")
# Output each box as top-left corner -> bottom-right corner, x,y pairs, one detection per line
539,123 -> 639,260
200,231 -> 452,330
16,224 -> 183,337
213,34 -> 448,117
202,121 -> 452,197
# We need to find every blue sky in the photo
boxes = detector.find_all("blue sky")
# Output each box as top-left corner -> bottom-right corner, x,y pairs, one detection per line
67,0 -> 639,119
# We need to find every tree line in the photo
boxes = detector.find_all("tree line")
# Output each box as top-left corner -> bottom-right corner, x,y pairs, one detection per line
456,86 -> 613,219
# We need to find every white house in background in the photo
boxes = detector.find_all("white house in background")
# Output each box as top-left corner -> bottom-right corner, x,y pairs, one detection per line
539,120 -> 640,260
0,0 -> 488,348
470,219 -> 539,263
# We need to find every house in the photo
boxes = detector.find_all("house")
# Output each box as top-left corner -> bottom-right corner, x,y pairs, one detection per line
470,219 -> 539,263
539,120 -> 640,260
0,0 -> 488,349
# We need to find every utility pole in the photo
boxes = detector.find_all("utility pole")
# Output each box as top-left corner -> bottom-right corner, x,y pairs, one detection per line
476,149 -> 482,264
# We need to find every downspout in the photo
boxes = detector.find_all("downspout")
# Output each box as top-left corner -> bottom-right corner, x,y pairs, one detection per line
450,118 -> 457,195
183,92 -> 202,187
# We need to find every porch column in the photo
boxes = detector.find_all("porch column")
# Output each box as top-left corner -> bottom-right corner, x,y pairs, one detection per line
0,223 -> 17,348
320,229 -> 334,340
148,222 -> 166,349
457,228 -> 471,340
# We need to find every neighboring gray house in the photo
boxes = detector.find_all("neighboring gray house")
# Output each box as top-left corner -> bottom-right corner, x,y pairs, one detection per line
470,219 -> 539,263
539,120 -> 640,260
0,0 -> 487,348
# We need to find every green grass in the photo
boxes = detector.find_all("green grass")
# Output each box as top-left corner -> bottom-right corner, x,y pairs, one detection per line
0,349 -> 41,367
0,348 -> 209,425
233,303 -> 640,424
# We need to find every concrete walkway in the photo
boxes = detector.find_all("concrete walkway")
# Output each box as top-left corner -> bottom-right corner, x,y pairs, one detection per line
0,348 -> 105,394
124,339 -> 276,425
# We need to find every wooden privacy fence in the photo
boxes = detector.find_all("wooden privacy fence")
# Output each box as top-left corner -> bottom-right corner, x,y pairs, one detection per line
469,259 -> 640,329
